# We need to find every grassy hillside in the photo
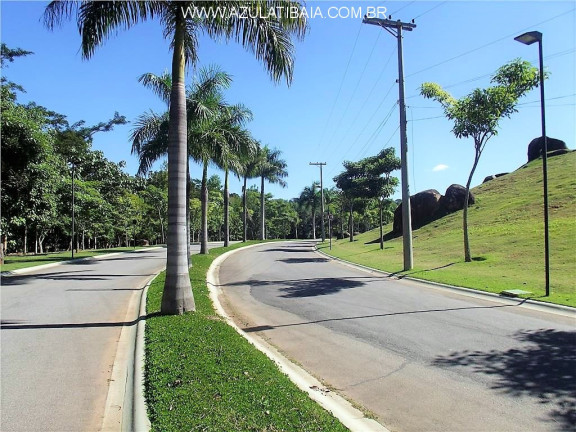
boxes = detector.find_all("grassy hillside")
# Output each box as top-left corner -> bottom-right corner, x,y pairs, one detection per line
319,151 -> 576,307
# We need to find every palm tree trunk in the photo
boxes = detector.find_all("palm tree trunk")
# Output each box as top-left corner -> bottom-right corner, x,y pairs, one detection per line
242,176 -> 248,242
161,15 -> 195,314
186,160 -> 191,266
200,161 -> 209,254
224,169 -> 230,247
349,202 -> 354,242
260,175 -> 265,240
312,206 -> 316,240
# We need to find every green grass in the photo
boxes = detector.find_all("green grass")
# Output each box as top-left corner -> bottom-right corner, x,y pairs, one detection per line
320,152 -> 576,308
145,241 -> 348,432
0,246 -> 157,273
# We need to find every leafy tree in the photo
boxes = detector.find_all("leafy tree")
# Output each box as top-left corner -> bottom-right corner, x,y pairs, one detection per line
421,59 -> 540,262
45,0 -> 307,315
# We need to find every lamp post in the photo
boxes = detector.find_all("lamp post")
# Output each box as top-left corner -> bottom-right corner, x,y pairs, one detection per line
133,218 -> 137,251
514,30 -> 550,296
69,161 -> 75,259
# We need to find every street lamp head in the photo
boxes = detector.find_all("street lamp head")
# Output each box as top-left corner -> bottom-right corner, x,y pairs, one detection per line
514,31 -> 542,45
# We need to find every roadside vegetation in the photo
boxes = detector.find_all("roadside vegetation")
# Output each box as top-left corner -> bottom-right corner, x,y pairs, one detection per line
145,241 -> 347,431
319,152 -> 576,308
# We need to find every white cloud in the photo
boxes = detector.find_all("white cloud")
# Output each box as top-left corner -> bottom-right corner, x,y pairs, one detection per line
432,164 -> 449,172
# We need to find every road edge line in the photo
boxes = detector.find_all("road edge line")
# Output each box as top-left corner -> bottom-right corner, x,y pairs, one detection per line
207,243 -> 390,432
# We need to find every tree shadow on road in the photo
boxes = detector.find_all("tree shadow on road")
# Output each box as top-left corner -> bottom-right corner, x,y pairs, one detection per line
236,276 -> 373,298
277,257 -> 329,264
432,328 -> 576,430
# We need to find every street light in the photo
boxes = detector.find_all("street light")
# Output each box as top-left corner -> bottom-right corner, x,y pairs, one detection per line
133,218 -> 138,251
68,161 -> 76,259
514,30 -> 550,296
378,196 -> 384,250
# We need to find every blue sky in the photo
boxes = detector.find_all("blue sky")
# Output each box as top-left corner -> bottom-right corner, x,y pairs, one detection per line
2,1 -> 574,201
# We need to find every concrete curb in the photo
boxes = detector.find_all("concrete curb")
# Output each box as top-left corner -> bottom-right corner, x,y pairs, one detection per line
101,271 -> 161,432
1,247 -> 165,277
315,247 -> 576,318
207,242 -> 390,432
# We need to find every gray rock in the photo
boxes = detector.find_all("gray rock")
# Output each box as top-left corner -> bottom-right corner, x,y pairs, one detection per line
527,136 -> 567,162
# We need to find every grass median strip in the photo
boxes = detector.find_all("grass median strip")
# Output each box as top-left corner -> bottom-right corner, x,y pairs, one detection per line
144,241 -> 348,432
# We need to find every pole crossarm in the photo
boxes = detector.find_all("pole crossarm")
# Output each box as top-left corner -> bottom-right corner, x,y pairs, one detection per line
362,17 -> 416,33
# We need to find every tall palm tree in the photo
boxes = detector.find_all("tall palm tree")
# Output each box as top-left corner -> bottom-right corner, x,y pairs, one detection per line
239,142 -> 263,242
299,182 -> 320,239
45,1 -> 307,315
209,105 -> 256,247
258,146 -> 288,240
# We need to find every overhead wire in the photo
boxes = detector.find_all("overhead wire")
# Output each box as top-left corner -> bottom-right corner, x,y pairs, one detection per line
315,22 -> 363,153
411,1 -> 447,20
329,51 -> 396,156
405,7 -> 575,79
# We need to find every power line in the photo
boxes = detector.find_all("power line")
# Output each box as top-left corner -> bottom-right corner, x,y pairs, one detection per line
315,22 -> 363,152
405,47 -> 576,100
325,31 -> 383,150
328,54 -> 396,158
389,1 -> 416,17
411,1 -> 447,20
353,102 -> 398,160
406,7 -> 575,79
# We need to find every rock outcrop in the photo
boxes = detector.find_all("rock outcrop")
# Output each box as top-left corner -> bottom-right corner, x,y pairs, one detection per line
393,185 -> 475,234
527,136 -> 568,162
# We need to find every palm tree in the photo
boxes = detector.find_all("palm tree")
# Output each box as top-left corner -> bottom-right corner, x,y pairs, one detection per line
299,182 -> 320,239
209,105 -> 256,247
239,143 -> 263,242
258,146 -> 288,240
45,1 -> 307,315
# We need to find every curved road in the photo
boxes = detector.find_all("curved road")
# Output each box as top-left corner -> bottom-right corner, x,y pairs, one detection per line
217,241 -> 576,432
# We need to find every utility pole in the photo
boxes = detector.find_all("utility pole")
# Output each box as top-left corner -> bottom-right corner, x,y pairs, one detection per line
363,16 -> 415,270
309,162 -> 326,242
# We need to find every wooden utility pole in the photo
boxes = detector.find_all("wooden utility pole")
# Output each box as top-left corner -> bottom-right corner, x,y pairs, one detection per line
363,16 -> 415,270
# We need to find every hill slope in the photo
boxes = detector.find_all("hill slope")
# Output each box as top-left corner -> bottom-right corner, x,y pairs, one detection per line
319,151 -> 576,307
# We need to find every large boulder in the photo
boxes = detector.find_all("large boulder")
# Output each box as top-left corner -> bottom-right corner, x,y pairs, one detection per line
440,184 -> 475,213
482,173 -> 508,184
527,136 -> 567,162
393,189 -> 442,234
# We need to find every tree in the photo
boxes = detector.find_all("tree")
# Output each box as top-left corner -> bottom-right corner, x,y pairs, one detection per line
298,182 -> 320,239
45,0 -> 307,315
421,59 -> 540,262
258,146 -> 288,240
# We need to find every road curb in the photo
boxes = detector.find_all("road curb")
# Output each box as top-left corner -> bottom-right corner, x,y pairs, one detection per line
1,247 -> 165,277
207,243 -> 390,432
101,271 -> 161,432
314,246 -> 576,318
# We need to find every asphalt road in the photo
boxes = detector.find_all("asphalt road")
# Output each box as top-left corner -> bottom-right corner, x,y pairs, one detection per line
217,241 -> 576,432
0,247 -> 171,431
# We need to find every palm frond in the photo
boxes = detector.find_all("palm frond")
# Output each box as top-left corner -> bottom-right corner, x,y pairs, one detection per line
138,71 -> 172,105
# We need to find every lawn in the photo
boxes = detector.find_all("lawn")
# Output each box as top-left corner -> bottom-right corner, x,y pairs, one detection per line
0,246 -> 157,273
144,241 -> 348,432
319,152 -> 576,308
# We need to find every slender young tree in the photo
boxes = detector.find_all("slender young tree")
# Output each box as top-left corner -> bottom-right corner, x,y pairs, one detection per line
45,0 -> 307,315
421,59 -> 540,262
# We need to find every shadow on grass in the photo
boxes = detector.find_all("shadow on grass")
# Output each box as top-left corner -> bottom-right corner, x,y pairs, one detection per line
389,262 -> 457,279
433,329 -> 576,429
0,311 -> 162,331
